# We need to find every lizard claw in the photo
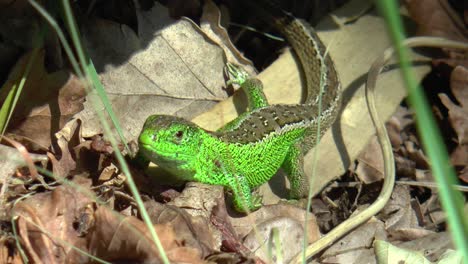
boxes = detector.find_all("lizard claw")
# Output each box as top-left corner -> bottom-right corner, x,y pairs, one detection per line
233,191 -> 263,212
225,63 -> 250,86
251,192 -> 263,210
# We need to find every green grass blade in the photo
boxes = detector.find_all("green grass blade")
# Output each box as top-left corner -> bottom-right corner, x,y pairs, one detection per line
0,47 -> 41,136
0,83 -> 19,135
85,60 -> 131,154
28,0 -> 84,79
28,1 -> 170,263
58,1 -> 130,153
377,1 -> 468,262
58,2 -> 170,263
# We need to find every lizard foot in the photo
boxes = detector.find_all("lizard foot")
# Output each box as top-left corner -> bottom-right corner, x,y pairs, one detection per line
233,192 -> 263,213
251,192 -> 263,210
225,63 -> 250,86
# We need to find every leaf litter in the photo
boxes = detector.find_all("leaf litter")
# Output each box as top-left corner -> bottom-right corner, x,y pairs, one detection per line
0,0 -> 467,263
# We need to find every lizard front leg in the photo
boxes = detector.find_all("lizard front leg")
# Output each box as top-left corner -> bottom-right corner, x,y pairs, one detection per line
226,172 -> 262,212
226,63 -> 269,110
196,148 -> 263,212
219,63 -> 270,133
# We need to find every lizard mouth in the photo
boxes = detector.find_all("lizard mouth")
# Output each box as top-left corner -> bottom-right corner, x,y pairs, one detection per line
139,143 -> 190,166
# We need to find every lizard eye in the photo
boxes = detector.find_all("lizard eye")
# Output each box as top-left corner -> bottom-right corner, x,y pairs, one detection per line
175,130 -> 184,139
150,135 -> 156,141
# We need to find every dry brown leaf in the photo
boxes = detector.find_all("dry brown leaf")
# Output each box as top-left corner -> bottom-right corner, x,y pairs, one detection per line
450,144 -> 468,182
228,204 -> 320,244
422,195 -> 445,228
458,167 -> 468,183
386,107 -> 421,178
78,1 -> 249,140
439,94 -> 468,145
98,163 -> 118,182
145,199 -> 219,258
356,136 -> 385,184
446,66 -> 468,145
320,219 -> 387,263
47,119 -> 82,179
353,231 -> 455,263
379,186 -> 432,241
390,232 -> 454,261
168,182 -> 225,217
450,66 -> 468,106
165,183 -> 225,253
210,197 -> 251,255
386,116 -> 403,150
438,67 -> 468,180
12,179 -> 93,263
86,206 -> 203,264
200,0 -> 255,75
12,179 -> 203,263
0,144 -> 47,187
0,50 -> 86,149
404,140 -> 430,169
243,217 -> 307,263
406,0 -> 468,71
395,155 -> 416,179
405,0 -> 468,42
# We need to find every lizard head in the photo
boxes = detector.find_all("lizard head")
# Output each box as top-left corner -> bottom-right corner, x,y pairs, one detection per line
138,115 -> 206,178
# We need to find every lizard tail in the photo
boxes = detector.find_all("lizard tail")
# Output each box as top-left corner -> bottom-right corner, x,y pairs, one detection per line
241,0 -> 342,122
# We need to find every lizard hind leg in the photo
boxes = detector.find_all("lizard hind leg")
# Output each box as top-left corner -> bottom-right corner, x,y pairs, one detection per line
282,142 -> 309,199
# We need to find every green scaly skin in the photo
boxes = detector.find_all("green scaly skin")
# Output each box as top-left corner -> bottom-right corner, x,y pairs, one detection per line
138,2 -> 342,212
141,69 -> 295,212
140,65 -> 317,212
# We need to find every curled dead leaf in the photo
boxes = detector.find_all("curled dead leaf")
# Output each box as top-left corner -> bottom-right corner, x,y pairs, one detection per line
1,50 -> 86,149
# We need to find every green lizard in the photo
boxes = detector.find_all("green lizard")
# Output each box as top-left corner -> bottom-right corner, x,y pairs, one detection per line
138,2 -> 341,212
